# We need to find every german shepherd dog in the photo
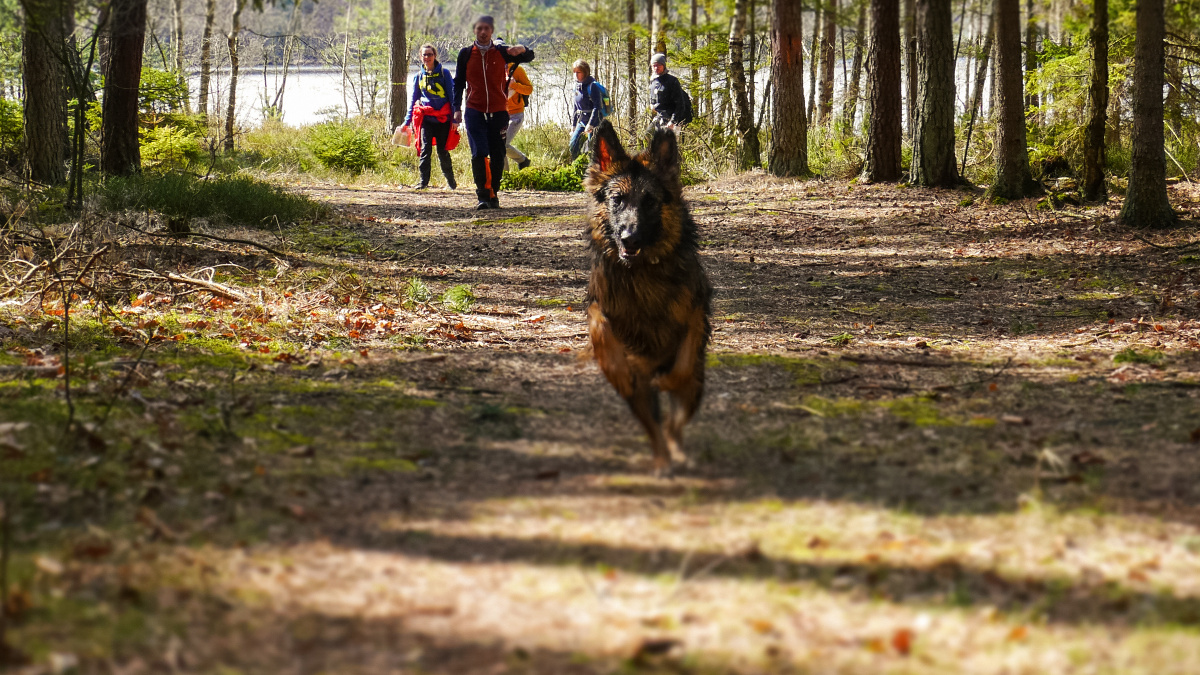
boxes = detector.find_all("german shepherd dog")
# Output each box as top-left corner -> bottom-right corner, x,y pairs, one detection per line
583,120 -> 713,475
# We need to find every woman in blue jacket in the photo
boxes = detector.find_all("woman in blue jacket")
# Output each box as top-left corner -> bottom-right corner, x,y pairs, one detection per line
403,44 -> 457,190
568,60 -> 604,160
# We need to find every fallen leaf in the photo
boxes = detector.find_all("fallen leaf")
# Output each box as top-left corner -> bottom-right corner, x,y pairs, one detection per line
1006,625 -> 1028,642
892,628 -> 914,655
864,637 -> 887,653
749,619 -> 775,634
35,556 -> 64,576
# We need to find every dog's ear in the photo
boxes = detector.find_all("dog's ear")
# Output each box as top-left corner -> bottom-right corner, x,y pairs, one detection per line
590,120 -> 629,175
647,128 -> 682,190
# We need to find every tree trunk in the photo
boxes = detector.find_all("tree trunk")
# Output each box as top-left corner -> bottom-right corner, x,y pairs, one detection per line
990,0 -> 1038,198
841,2 -> 867,134
1024,0 -> 1038,114
1081,0 -> 1107,203
655,0 -> 669,54
1118,0 -> 1176,228
172,0 -> 188,113
909,0 -> 957,187
629,0 -> 638,128
22,0 -> 70,185
388,0 -> 407,130
689,0 -> 699,112
224,0 -> 245,153
1164,45 -> 1182,139
863,0 -> 901,181
769,0 -> 809,176
199,0 -> 216,118
903,0 -> 916,136
807,0 -> 820,123
729,0 -> 759,168
748,0 -> 756,111
817,0 -> 837,124
960,19 -> 993,174
101,0 -> 146,176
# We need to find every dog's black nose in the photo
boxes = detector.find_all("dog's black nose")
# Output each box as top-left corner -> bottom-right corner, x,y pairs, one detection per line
620,230 -> 642,248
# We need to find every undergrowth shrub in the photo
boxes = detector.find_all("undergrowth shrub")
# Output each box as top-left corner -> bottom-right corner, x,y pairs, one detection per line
500,158 -> 585,192
0,99 -> 21,167
141,126 -> 204,168
307,121 -> 378,173
102,172 -> 324,226
442,284 -> 476,313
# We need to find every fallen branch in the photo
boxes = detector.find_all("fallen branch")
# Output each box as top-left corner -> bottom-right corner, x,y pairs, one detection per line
117,220 -> 294,260
165,273 -> 249,302
840,354 -> 959,368
1131,233 -> 1200,252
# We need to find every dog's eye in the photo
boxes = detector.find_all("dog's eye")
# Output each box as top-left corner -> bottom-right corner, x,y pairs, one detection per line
610,193 -> 626,206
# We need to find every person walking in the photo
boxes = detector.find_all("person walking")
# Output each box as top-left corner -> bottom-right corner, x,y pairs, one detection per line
504,60 -> 533,171
648,53 -> 690,131
403,43 -> 457,190
568,60 -> 604,160
452,15 -> 535,210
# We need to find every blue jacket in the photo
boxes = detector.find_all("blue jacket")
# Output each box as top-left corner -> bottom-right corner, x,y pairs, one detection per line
403,62 -> 455,127
574,76 -> 604,128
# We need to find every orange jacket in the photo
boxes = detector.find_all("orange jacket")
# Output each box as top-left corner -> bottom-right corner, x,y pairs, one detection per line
506,65 -> 533,115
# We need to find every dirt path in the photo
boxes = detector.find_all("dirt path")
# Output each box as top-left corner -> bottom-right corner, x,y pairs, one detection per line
5,175 -> 1200,674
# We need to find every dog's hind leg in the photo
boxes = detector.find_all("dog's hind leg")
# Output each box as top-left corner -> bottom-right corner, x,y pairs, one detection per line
657,307 -> 709,468
626,375 -> 671,475
589,302 -> 670,474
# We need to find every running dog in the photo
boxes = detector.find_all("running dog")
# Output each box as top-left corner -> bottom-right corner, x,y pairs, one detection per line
583,120 -> 713,475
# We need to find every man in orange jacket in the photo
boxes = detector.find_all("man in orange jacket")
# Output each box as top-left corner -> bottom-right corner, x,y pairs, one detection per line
452,16 -> 535,210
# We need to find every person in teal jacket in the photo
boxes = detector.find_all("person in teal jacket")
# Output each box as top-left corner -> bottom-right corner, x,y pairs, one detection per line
404,44 -> 457,190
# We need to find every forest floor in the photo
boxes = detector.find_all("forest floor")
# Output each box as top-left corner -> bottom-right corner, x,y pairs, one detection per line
4,172 -> 1200,674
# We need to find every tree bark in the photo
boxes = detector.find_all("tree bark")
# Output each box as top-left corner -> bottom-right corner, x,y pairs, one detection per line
748,0 -> 757,110
655,0 -> 669,54
388,0 -> 407,130
101,0 -> 147,176
1081,0 -> 1107,203
22,0 -> 71,185
629,0 -> 638,128
1118,0 -> 1176,228
990,0 -> 1038,198
730,0 -> 759,168
841,2 -> 867,134
960,19 -> 993,174
807,0 -> 820,123
903,0 -> 916,137
863,0 -> 901,181
909,0 -> 957,187
199,0 -> 216,118
817,0 -> 837,124
769,0 -> 809,176
224,0 -> 245,153
1024,0 -> 1038,114
172,0 -> 188,113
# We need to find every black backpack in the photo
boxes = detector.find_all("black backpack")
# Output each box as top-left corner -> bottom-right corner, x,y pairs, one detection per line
677,88 -> 693,126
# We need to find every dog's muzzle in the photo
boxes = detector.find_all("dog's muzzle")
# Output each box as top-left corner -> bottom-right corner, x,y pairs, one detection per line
618,230 -> 642,261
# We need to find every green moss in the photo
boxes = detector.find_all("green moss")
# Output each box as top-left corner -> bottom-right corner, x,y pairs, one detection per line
1113,348 -> 1164,365
344,457 -> 418,473
535,298 -> 567,307
882,396 -> 956,427
707,353 -> 832,386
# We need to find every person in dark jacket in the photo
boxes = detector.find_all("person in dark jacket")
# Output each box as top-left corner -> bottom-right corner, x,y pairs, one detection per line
648,53 -> 688,131
568,60 -> 605,160
403,43 -> 457,190
452,15 -> 534,210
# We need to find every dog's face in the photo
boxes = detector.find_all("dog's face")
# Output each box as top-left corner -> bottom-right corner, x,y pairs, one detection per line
585,121 -> 684,265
